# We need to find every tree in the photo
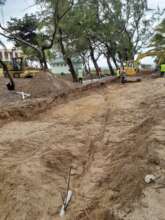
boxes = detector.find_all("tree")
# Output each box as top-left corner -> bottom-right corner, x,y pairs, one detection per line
0,41 -> 15,90
59,0 -> 154,76
0,0 -> 74,70
0,0 -> 161,80
150,18 -> 165,64
56,0 -> 102,76
7,14 -> 49,69
151,19 -> 165,49
96,0 -> 150,64
33,0 -> 80,81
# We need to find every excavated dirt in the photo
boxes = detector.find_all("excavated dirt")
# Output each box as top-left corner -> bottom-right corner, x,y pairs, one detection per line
0,77 -> 165,220
0,72 -> 75,102
0,73 -> 116,126
0,72 -> 76,126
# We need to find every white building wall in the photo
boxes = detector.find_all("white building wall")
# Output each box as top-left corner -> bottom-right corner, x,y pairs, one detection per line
0,49 -> 22,62
51,65 -> 70,74
50,62 -> 83,75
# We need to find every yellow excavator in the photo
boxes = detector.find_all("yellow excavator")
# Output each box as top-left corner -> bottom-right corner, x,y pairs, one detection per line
0,56 -> 40,78
0,67 -> 3,77
124,50 -> 165,76
6,56 -> 40,78
124,60 -> 138,76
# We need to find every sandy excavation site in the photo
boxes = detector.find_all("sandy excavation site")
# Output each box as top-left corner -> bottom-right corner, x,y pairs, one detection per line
0,73 -> 165,220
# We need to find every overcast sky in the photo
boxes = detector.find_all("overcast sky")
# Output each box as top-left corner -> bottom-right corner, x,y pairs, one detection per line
1,0 -> 165,22
2,0 -> 35,22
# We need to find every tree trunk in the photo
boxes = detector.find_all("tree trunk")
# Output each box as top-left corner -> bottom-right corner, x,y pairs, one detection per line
86,58 -> 92,79
111,55 -> 118,69
84,63 -> 89,75
89,44 -> 99,76
120,59 -> 124,68
87,61 -> 91,74
81,55 -> 89,75
58,28 -> 78,82
106,44 -> 118,69
66,57 -> 78,82
0,59 -> 15,90
118,52 -> 124,68
39,58 -> 44,69
41,49 -> 48,70
106,55 -> 115,75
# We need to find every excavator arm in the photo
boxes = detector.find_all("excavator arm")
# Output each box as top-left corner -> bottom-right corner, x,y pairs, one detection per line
124,49 -> 165,76
135,50 -> 165,64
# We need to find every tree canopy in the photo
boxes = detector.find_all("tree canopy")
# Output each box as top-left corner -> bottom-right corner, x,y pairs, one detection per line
0,0 -> 163,80
150,18 -> 165,64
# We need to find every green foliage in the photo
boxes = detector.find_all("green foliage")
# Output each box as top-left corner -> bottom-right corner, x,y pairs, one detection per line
150,18 -> 165,64
2,0 -> 161,75
7,14 -> 48,59
151,19 -> 165,48
54,0 -> 153,64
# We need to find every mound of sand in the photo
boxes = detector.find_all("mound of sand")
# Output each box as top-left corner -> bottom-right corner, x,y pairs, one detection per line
0,71 -> 75,104
0,72 -> 75,124
16,71 -> 75,98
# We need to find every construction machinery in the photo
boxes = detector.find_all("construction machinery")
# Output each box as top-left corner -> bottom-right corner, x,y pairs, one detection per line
124,50 -> 165,76
0,67 -> 3,77
124,60 -> 138,76
3,56 -> 40,78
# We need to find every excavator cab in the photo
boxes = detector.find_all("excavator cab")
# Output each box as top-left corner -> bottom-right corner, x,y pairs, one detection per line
124,60 -> 138,76
7,56 -> 39,78
11,57 -> 24,77
12,57 -> 23,71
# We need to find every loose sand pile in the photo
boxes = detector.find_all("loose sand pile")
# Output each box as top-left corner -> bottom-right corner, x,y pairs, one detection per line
16,71 -> 75,98
0,71 -> 75,104
0,72 -> 75,125
0,72 -> 116,125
